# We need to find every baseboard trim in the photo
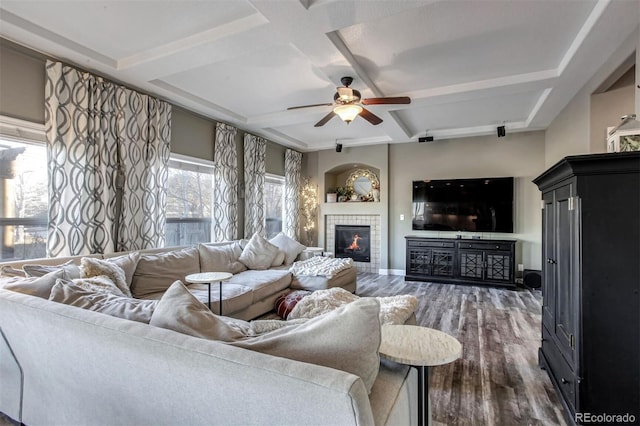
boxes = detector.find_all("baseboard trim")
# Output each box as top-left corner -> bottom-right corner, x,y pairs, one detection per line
378,269 -> 406,276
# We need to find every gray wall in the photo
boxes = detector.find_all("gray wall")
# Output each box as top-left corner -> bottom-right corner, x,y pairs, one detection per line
0,40 -> 46,123
590,78 -> 635,153
388,131 -> 545,271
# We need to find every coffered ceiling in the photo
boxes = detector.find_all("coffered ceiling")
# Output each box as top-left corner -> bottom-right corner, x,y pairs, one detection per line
0,1 -> 638,151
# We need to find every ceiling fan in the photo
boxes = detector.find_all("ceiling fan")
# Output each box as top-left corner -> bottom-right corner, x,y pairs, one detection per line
287,76 -> 411,127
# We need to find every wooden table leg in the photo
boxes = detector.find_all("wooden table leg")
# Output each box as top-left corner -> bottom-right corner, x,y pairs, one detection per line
218,281 -> 223,316
416,365 -> 430,426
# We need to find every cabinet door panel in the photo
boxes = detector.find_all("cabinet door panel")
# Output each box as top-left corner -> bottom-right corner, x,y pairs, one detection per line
408,248 -> 432,275
431,249 -> 455,277
459,250 -> 484,279
542,191 -> 555,330
554,185 -> 577,367
486,253 -> 511,281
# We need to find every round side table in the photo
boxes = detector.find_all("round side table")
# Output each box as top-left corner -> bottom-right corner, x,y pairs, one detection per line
379,324 -> 462,426
185,272 -> 233,315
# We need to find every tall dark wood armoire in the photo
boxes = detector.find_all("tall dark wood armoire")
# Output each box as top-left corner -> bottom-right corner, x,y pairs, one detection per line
533,152 -> 639,425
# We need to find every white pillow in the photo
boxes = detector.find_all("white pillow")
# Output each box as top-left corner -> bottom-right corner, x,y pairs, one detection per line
198,242 -> 247,274
239,233 -> 280,270
81,257 -> 131,297
269,232 -> 306,265
271,250 -> 286,267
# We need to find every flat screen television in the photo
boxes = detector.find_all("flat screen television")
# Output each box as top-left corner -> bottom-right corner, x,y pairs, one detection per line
412,177 -> 514,233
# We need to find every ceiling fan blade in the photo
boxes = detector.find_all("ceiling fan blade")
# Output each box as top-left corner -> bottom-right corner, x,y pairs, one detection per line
361,97 -> 411,105
314,111 -> 336,127
287,103 -> 333,110
359,107 -> 383,125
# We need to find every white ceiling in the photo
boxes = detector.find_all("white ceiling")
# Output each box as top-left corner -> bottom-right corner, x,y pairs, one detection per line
1,0 -> 638,152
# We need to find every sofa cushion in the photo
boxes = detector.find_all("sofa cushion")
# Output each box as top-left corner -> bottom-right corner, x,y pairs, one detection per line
226,269 -> 292,302
81,257 -> 131,297
103,252 -> 140,288
187,282 -> 254,315
198,242 -> 247,274
150,280 -> 247,341
239,233 -> 279,270
269,232 -> 306,265
1,269 -> 65,299
23,260 -> 81,280
131,247 -> 200,298
150,280 -> 381,394
49,280 -> 157,323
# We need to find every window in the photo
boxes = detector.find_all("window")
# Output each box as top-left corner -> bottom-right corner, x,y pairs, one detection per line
165,155 -> 214,246
264,174 -> 285,239
0,135 -> 48,261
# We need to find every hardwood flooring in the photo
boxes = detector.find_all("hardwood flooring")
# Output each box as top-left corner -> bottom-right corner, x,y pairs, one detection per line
356,272 -> 566,426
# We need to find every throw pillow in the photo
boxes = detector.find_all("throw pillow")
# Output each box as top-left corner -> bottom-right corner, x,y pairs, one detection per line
149,280 -> 247,341
269,232 -> 306,265
238,233 -> 280,270
71,276 -> 127,297
232,298 -> 381,394
49,280 -> 157,323
0,265 -> 26,278
103,252 -> 140,288
198,243 -> 247,274
81,257 -> 131,297
23,260 -> 81,279
271,250 -> 286,267
131,247 -> 200,298
275,290 -> 311,319
1,269 -> 65,299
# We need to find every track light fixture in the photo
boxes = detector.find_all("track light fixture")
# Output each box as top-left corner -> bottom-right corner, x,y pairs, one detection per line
497,125 -> 506,138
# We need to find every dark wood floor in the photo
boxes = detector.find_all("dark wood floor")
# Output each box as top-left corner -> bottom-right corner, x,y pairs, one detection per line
357,272 -> 566,426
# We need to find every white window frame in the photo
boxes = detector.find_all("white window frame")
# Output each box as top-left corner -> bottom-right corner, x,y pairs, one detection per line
264,173 -> 285,239
0,115 -> 48,260
166,153 -> 215,245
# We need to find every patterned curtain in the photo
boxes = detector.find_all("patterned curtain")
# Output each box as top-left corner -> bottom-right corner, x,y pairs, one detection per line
284,149 -> 302,240
213,123 -> 239,241
44,60 -> 171,256
243,133 -> 266,237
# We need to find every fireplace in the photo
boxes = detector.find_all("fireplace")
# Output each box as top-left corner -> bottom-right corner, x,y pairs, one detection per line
335,225 -> 370,262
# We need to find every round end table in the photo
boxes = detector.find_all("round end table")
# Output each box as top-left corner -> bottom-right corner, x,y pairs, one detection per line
379,325 -> 462,426
185,272 -> 233,315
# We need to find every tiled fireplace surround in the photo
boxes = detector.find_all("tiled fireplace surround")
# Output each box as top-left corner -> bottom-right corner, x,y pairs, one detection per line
326,215 -> 380,273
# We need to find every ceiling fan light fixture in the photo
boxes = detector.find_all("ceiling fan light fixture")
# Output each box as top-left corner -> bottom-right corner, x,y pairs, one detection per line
333,104 -> 362,124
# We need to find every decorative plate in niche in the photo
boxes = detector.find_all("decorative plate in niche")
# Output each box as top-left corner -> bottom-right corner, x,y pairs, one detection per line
346,169 -> 379,200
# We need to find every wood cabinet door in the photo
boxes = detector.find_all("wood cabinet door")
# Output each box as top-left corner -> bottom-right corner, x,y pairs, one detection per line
552,184 -> 578,368
541,190 -> 555,332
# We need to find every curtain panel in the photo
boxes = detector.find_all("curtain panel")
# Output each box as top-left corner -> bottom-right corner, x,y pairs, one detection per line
44,60 -> 171,257
284,149 -> 302,240
243,134 -> 266,237
212,123 -> 239,241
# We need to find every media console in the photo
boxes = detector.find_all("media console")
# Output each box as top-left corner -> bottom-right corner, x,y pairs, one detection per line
405,236 -> 516,287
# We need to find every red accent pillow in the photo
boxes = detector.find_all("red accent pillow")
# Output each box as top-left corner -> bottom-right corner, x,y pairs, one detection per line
275,290 -> 311,319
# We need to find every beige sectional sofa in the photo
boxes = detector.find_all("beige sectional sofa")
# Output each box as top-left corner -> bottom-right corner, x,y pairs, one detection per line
0,238 -> 417,425
0,238 -> 357,321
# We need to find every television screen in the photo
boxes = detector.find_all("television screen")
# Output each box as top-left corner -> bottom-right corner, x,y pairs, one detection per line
412,177 -> 514,233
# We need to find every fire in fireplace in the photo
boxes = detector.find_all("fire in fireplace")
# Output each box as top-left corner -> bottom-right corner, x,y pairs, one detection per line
335,225 -> 370,262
